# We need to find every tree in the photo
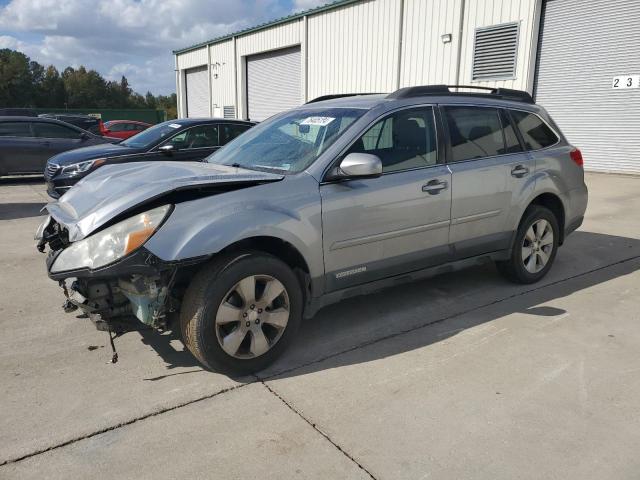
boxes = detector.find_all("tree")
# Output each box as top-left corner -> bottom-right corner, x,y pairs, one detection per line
0,48 -> 177,115
0,49 -> 34,107
34,66 -> 66,107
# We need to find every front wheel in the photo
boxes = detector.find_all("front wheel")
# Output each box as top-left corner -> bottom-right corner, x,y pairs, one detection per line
496,205 -> 559,284
180,252 -> 303,374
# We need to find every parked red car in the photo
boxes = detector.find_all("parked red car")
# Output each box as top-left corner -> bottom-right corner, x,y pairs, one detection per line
102,120 -> 152,139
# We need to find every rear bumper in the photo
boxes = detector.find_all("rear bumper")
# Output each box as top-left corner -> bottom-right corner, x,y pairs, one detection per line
564,184 -> 588,238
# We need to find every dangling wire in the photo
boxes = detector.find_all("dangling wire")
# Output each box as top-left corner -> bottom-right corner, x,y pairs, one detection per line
107,325 -> 119,364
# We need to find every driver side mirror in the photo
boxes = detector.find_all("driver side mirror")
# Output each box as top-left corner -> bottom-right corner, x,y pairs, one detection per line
332,153 -> 383,180
80,132 -> 89,141
159,144 -> 175,155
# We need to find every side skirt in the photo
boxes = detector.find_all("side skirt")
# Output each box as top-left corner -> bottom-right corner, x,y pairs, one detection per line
303,249 -> 511,319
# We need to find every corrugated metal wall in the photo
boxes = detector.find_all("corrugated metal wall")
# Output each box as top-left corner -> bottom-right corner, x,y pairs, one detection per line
175,0 -> 539,118
209,40 -> 235,117
176,48 -> 208,70
306,0 -> 401,99
400,0 -> 462,87
458,0 -> 538,91
535,0 -> 640,173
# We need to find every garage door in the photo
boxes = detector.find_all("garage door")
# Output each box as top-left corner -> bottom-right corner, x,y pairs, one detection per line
246,46 -> 302,121
185,66 -> 209,118
534,0 -> 640,173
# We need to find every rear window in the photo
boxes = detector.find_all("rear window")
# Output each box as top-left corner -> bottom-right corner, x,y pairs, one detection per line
33,122 -> 81,139
0,122 -> 32,137
510,110 -> 559,150
443,106 -> 505,162
220,124 -> 251,144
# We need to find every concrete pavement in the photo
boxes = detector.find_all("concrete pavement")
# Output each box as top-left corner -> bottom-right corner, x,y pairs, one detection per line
0,173 -> 639,479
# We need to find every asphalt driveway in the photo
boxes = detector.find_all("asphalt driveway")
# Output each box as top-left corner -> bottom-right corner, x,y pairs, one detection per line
0,173 -> 639,479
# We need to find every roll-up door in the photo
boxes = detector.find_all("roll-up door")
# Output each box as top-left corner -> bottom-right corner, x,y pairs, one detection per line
534,0 -> 640,173
246,46 -> 302,121
185,66 -> 209,118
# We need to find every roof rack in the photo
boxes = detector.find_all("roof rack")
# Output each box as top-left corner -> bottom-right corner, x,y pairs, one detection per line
306,93 -> 383,104
387,85 -> 534,104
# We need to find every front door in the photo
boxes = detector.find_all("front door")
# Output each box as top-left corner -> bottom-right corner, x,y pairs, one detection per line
320,106 -> 452,292
442,105 -> 535,259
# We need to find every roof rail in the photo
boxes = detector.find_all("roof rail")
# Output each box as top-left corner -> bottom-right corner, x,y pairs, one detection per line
387,84 -> 534,104
306,93 -> 383,104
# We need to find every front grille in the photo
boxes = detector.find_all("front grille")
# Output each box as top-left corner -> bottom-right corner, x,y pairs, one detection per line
46,163 -> 60,178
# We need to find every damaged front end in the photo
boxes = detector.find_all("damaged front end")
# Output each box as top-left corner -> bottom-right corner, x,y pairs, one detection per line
36,205 -> 203,350
58,269 -> 175,332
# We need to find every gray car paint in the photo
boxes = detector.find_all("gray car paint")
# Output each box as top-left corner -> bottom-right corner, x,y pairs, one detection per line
45,93 -> 588,302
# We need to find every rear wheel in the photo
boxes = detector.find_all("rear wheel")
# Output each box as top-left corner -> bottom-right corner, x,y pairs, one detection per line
180,252 -> 303,374
496,205 -> 559,284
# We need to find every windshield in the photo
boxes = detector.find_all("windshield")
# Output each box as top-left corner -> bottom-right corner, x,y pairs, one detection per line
121,121 -> 184,148
206,108 -> 366,172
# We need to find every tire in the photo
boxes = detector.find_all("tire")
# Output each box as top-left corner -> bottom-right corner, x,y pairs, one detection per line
496,205 -> 560,284
180,251 -> 303,374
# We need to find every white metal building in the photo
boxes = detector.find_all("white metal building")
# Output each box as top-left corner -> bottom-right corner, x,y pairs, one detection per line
174,0 -> 640,174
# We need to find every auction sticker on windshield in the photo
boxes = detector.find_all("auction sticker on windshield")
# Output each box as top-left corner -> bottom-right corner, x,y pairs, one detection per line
300,116 -> 335,126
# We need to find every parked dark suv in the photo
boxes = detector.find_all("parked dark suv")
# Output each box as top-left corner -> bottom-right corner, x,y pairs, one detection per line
37,85 -> 587,374
0,117 -> 116,176
44,118 -> 255,198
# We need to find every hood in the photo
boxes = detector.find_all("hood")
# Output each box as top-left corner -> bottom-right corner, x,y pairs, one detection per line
48,142 -> 141,166
46,161 -> 284,241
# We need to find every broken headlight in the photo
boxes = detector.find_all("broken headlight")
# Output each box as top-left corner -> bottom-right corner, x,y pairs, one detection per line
50,205 -> 171,273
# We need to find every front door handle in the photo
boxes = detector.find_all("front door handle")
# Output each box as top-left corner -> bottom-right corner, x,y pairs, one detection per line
511,165 -> 529,178
422,179 -> 448,195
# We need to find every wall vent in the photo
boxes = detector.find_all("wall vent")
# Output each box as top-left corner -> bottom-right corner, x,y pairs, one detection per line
223,106 -> 236,119
472,22 -> 519,80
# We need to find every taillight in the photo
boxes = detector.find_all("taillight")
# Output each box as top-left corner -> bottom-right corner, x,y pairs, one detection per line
570,148 -> 583,167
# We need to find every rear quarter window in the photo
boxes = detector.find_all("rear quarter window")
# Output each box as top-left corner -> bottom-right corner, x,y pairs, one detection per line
510,110 -> 559,150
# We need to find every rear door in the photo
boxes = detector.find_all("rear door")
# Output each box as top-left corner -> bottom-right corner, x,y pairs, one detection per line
219,123 -> 252,145
442,105 -> 534,258
320,106 -> 452,291
155,124 -> 221,162
32,122 -> 87,169
0,121 -> 42,174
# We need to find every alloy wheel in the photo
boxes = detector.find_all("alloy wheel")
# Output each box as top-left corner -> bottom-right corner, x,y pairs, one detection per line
522,219 -> 554,274
214,274 -> 290,359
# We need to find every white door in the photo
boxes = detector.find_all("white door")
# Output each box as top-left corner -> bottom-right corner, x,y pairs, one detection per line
534,0 -> 640,173
246,46 -> 302,121
185,66 -> 209,118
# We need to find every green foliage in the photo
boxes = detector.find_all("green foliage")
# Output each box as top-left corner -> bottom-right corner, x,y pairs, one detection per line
0,48 -> 175,116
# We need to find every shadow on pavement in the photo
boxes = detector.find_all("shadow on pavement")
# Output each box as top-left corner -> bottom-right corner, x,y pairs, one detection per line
0,202 -> 46,220
0,175 -> 44,186
137,230 -> 640,380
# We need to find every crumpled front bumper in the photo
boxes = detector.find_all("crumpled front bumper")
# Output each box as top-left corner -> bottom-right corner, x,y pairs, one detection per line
38,215 -> 207,332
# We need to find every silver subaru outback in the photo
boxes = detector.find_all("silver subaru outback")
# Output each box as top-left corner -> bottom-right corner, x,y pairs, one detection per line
36,85 -> 588,373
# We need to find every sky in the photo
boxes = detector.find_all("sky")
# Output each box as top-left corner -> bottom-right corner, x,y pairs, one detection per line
0,0 -> 329,95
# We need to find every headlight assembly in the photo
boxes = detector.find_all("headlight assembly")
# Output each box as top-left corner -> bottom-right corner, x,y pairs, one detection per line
61,158 -> 106,176
51,205 -> 171,273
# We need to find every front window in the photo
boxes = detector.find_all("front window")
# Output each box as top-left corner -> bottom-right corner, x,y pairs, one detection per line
206,108 -> 366,173
346,107 -> 438,173
121,121 -> 186,148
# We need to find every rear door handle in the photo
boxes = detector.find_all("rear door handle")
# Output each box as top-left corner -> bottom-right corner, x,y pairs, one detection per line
511,165 -> 529,177
422,179 -> 448,194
